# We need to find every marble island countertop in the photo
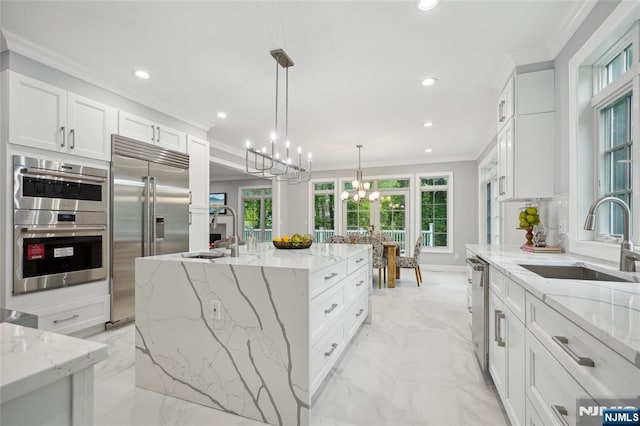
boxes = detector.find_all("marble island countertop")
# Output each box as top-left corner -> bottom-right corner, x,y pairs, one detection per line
466,244 -> 640,367
0,322 -> 108,403
147,241 -> 370,270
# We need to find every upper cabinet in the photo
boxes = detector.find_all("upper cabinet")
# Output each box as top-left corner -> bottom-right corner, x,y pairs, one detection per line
187,135 -> 210,209
497,69 -> 555,201
118,111 -> 186,153
6,71 -> 116,161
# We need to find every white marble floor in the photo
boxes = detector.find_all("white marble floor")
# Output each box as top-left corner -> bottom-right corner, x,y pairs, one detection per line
89,270 -> 507,426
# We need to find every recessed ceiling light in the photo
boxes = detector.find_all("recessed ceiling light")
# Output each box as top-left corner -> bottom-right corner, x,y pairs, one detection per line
425,148 -> 433,153
134,69 -> 150,80
423,121 -> 434,127
421,77 -> 438,87
417,0 -> 439,11
217,112 -> 227,119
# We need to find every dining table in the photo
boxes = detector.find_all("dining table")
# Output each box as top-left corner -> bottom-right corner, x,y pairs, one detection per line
381,241 -> 400,288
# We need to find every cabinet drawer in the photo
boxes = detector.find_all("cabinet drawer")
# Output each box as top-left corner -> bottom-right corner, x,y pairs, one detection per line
310,282 -> 344,344
490,266 -> 506,299
345,292 -> 368,340
526,329 -> 596,426
343,267 -> 368,305
310,261 -> 347,299
527,294 -> 640,401
504,276 -> 525,323
347,250 -> 369,274
310,319 -> 344,396
525,396 -> 547,426
36,295 -> 110,335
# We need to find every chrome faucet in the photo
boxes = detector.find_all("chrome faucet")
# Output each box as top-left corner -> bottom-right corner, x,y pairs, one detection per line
584,196 -> 640,272
212,205 -> 239,257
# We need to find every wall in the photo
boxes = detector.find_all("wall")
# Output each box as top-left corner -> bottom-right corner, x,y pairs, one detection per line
285,160 -> 479,266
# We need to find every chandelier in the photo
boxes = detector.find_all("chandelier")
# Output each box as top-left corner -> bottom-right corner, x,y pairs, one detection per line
340,145 -> 380,203
245,49 -> 312,184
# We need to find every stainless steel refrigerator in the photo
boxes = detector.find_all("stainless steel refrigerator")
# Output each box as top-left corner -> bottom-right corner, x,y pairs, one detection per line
109,135 -> 190,327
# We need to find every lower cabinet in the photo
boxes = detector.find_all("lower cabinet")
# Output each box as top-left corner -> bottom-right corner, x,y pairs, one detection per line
309,250 -> 370,397
525,328 -> 596,426
33,294 -> 110,335
489,277 -> 525,426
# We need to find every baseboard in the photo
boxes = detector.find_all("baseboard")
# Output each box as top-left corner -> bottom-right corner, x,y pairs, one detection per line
419,264 -> 466,272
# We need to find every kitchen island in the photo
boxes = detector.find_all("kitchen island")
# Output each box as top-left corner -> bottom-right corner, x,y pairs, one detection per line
135,242 -> 372,426
0,322 -> 108,426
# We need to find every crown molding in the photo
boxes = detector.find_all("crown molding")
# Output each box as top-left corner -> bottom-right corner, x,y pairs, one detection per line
208,137 -> 246,158
547,0 -> 599,59
1,29 -> 213,132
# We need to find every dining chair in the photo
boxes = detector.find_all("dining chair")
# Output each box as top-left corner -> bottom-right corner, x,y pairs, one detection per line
326,235 -> 349,244
358,236 -> 387,289
395,236 -> 423,286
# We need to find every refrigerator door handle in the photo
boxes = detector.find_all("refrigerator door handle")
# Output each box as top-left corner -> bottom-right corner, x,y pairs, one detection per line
142,176 -> 151,257
151,176 -> 157,256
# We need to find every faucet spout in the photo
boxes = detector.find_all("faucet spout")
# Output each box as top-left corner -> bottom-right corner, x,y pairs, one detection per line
213,205 -> 239,257
583,196 -> 635,272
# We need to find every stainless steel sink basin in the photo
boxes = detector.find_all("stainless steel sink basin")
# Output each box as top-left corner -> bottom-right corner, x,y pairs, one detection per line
181,251 -> 227,259
518,264 -> 634,282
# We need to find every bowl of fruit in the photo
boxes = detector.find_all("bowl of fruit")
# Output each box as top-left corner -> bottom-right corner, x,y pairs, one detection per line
518,206 -> 540,246
273,234 -> 313,249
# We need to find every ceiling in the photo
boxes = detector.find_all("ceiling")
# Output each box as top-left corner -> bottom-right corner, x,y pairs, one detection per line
1,1 -> 593,171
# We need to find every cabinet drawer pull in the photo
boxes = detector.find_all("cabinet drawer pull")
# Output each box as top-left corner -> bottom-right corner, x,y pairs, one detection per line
552,336 -> 595,367
356,308 -> 364,317
551,405 -> 569,426
324,272 -> 338,280
494,310 -> 505,347
324,343 -> 338,357
356,280 -> 365,287
324,303 -> 338,314
53,314 -> 79,324
60,126 -> 66,147
355,257 -> 364,263
70,128 -> 75,149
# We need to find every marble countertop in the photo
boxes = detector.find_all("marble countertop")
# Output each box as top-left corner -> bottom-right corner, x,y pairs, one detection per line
466,244 -> 640,368
144,242 -> 370,270
0,322 -> 108,403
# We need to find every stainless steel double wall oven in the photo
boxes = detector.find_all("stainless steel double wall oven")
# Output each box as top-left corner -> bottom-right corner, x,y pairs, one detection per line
13,156 -> 108,294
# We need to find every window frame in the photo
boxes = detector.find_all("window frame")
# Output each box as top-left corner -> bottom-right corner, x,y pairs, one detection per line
238,185 -> 273,241
569,6 -> 640,262
308,178 -> 338,241
415,171 -> 454,254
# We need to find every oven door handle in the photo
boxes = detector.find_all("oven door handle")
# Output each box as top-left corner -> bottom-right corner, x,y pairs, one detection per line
19,168 -> 106,184
19,226 -> 106,234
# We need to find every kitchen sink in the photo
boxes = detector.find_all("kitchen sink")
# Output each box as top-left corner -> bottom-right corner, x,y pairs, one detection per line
518,264 -> 636,282
181,251 -> 227,259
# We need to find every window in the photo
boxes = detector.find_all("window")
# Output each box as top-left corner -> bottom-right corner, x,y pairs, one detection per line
598,93 -> 633,237
241,187 -> 272,241
311,182 -> 336,242
570,10 -> 640,261
419,173 -> 452,250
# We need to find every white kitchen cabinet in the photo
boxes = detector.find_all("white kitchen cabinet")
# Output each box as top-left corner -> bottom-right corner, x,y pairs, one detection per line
187,135 -> 210,209
7,72 -> 116,161
497,77 -> 514,131
118,110 -> 186,153
497,69 -> 555,201
189,209 -> 209,251
489,270 -> 525,426
33,294 -> 110,335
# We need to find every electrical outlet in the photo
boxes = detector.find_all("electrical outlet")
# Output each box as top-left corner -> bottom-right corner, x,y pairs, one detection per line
211,300 -> 221,320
